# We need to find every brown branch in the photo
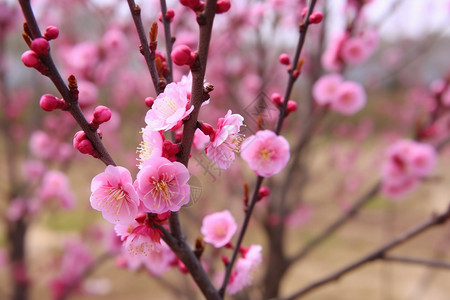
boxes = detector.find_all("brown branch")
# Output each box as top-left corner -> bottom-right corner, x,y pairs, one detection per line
382,255 -> 450,270
160,0 -> 174,83
18,0 -> 116,167
277,205 -> 450,300
126,0 -> 160,93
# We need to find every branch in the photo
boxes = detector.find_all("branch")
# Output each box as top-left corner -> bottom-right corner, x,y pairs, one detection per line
160,0 -> 174,83
278,205 -> 450,300
126,0 -> 160,93
219,0 -> 318,296
18,0 -> 116,167
382,255 -> 450,270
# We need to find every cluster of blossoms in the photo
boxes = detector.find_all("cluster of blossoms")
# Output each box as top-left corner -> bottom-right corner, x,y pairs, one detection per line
313,73 -> 367,115
381,139 -> 437,199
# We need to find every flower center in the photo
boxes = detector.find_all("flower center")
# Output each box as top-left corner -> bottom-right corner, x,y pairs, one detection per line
150,174 -> 175,208
260,148 -> 273,161
137,141 -> 153,167
103,187 -> 128,215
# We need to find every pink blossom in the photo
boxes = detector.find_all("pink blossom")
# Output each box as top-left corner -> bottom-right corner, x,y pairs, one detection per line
77,80 -> 98,108
205,110 -> 244,170
143,241 -> 176,276
227,244 -> 262,295
137,126 -> 164,168
90,165 -> 140,224
381,140 -> 437,199
136,157 -> 190,214
321,32 -> 347,71
312,73 -> 344,106
240,130 -> 290,177
145,82 -> 194,131
29,130 -> 58,159
38,170 -> 75,210
340,37 -> 370,65
22,160 -> 46,182
193,128 -> 210,150
330,81 -> 366,115
201,210 -> 237,248
122,223 -> 163,270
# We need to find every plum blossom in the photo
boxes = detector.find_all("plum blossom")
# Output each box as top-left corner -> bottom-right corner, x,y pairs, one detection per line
227,244 -> 262,295
136,157 -> 190,214
137,126 -> 164,169
240,130 -> 290,177
205,110 -> 244,170
145,82 -> 194,131
201,210 -> 237,248
38,170 -> 75,210
143,241 -> 177,276
330,81 -> 366,115
312,73 -> 343,106
90,165 -> 140,224
381,140 -> 437,199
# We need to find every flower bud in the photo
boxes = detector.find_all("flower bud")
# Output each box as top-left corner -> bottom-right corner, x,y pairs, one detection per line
165,9 -> 175,21
286,100 -> 298,115
44,26 -> 59,40
171,45 -> 196,66
93,106 -> 112,124
216,0 -> 231,13
309,12 -> 323,24
270,93 -> 283,107
258,186 -> 270,199
21,50 -> 39,68
279,53 -> 290,65
145,97 -> 155,108
31,38 -> 50,55
39,94 -> 59,112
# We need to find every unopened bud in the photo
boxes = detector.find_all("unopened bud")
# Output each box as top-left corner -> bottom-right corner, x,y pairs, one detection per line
145,97 -> 155,108
258,186 -> 270,200
31,38 -> 50,55
39,94 -> 60,112
286,100 -> 298,116
171,45 -> 196,66
279,53 -> 290,65
271,93 -> 283,107
43,26 -> 59,40
309,12 -> 323,24
21,50 -> 39,68
216,0 -> 231,13
93,105 -> 112,124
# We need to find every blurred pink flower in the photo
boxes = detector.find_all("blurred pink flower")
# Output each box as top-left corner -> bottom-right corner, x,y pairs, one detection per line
145,82 -> 194,131
90,165 -> 140,224
330,81 -> 366,115
201,210 -> 237,248
240,130 -> 290,177
340,37 -> 370,65
38,170 -> 75,210
313,73 -> 344,106
136,157 -> 190,214
227,244 -> 262,295
143,240 -> 176,276
205,110 -> 244,170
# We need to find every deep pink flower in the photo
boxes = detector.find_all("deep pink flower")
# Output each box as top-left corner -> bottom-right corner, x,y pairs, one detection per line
240,130 -> 290,177
205,110 -> 244,170
313,73 -> 343,106
145,82 -> 194,131
330,81 -> 366,115
137,126 -> 164,169
90,165 -> 140,224
136,157 -> 190,214
201,210 -> 237,248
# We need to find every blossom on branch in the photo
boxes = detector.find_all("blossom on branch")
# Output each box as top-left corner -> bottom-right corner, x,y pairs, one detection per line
144,82 -> 194,131
90,165 -> 140,225
240,130 -> 290,177
136,157 -> 190,214
201,210 -> 237,248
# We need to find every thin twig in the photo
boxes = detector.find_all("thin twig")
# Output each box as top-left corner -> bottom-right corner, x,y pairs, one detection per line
382,255 -> 450,270
277,205 -> 450,300
219,0 -> 318,296
126,0 -> 160,93
160,0 -> 174,83
18,0 -> 116,167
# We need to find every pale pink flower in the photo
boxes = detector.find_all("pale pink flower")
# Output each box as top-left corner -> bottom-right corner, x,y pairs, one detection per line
122,223 -> 163,270
22,160 -> 45,182
136,157 -> 190,214
143,240 -> 176,276
381,177 -> 419,200
193,128 -> 210,150
77,80 -> 99,108
145,82 -> 194,131
90,166 -> 140,224
240,130 -> 290,177
205,110 -> 244,170
29,130 -> 58,159
227,244 -> 262,295
6,198 -> 27,221
330,81 -> 366,115
137,126 -> 164,169
321,32 -> 347,71
340,37 -> 370,65
313,73 -> 344,106
38,170 -> 75,210
201,210 -> 237,248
